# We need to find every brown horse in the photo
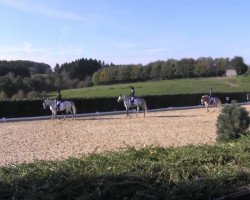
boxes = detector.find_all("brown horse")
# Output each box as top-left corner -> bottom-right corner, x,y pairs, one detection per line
201,95 -> 221,112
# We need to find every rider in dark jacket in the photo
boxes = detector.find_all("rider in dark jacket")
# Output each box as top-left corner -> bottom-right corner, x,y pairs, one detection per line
129,86 -> 136,107
208,88 -> 213,104
55,90 -> 62,110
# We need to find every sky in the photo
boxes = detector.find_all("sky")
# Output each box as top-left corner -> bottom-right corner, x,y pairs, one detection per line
0,0 -> 250,68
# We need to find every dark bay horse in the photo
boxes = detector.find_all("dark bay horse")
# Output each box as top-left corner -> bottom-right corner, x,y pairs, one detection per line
201,95 -> 221,112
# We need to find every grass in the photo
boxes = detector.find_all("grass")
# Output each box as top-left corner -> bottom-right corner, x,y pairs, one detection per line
0,136 -> 249,199
48,76 -> 250,98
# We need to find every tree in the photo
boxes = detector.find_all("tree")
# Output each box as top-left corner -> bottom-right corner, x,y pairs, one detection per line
54,63 -> 60,73
213,58 -> 231,76
59,58 -> 102,80
216,101 -> 250,142
231,56 -> 248,75
174,58 -> 194,78
92,70 -> 101,85
148,61 -> 162,80
193,57 -> 213,77
0,77 -> 16,98
12,89 -> 26,100
0,91 -> 9,100
117,66 -> 131,82
130,65 -> 143,81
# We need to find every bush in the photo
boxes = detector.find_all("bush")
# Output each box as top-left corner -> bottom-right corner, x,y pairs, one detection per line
216,101 -> 250,142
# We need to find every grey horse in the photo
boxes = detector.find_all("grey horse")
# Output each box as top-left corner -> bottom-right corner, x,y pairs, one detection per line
43,99 -> 77,119
117,94 -> 147,117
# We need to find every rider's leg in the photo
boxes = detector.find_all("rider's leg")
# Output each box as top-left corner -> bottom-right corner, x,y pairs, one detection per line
131,98 -> 134,107
209,96 -> 213,104
57,101 -> 60,111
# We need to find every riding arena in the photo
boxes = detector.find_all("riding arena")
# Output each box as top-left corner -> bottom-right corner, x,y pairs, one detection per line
1,104 -> 250,166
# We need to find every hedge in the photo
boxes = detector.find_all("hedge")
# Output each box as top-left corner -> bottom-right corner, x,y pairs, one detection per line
0,92 -> 249,118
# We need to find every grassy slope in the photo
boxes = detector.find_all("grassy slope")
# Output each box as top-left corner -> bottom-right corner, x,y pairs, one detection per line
48,76 -> 250,98
0,136 -> 249,199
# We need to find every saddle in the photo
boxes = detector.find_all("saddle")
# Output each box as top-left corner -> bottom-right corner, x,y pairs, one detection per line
56,101 -> 64,111
209,97 -> 215,105
130,98 -> 137,106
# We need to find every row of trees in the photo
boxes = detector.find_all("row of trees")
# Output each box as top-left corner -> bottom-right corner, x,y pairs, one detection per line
0,58 -> 103,99
0,60 -> 51,77
0,56 -> 249,99
92,57 -> 248,85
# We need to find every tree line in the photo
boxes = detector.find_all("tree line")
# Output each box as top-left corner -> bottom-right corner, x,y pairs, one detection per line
0,58 -> 103,99
92,56 -> 248,85
0,56 -> 248,100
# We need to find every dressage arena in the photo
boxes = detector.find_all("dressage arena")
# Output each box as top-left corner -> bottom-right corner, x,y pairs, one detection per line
1,105 -> 250,166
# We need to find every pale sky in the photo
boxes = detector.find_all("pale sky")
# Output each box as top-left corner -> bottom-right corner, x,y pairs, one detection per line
0,0 -> 250,68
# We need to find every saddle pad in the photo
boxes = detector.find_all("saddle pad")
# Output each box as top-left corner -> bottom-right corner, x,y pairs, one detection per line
59,102 -> 65,109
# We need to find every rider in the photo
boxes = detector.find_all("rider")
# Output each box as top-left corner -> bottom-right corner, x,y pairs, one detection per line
55,90 -> 62,111
129,86 -> 136,107
208,88 -> 213,104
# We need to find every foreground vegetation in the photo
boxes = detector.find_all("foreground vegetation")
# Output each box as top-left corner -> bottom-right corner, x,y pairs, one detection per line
0,136 -> 249,199
48,76 -> 250,98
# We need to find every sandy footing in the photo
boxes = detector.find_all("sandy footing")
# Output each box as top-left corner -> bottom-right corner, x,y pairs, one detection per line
1,105 -> 249,166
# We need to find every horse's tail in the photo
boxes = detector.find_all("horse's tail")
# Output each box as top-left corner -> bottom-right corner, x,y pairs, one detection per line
71,102 -> 77,114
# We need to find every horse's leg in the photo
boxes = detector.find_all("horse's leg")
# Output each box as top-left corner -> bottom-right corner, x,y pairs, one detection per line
213,103 -> 217,112
71,106 -> 74,119
52,111 -> 56,119
63,109 -> 68,120
126,108 -> 130,118
71,109 -> 74,119
136,106 -> 139,117
205,103 -> 209,112
126,107 -> 131,118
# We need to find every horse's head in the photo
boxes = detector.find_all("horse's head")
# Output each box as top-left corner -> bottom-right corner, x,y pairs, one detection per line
201,98 -> 204,105
117,94 -> 123,103
43,99 -> 51,109
201,95 -> 209,105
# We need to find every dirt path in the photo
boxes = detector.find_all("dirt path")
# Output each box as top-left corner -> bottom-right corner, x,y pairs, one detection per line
1,106 -> 249,166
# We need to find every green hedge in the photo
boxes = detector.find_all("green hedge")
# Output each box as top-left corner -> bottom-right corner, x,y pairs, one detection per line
0,92 -> 248,118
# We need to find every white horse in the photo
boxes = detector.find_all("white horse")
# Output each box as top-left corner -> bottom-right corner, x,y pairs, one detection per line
117,95 -> 147,117
43,99 -> 77,119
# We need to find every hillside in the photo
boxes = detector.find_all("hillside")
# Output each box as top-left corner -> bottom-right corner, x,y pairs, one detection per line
48,76 -> 250,98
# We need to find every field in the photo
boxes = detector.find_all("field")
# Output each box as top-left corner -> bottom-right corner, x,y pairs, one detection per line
48,76 -> 250,98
